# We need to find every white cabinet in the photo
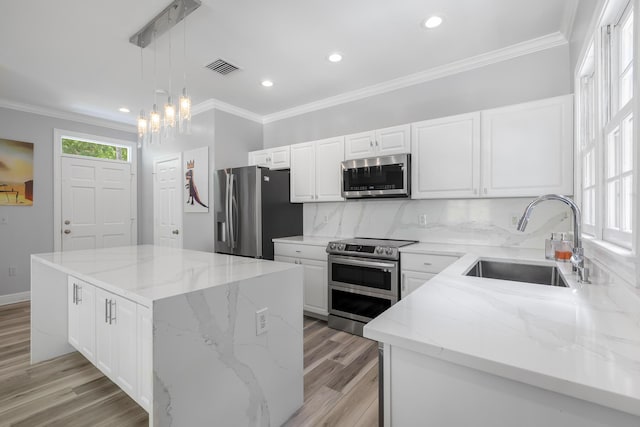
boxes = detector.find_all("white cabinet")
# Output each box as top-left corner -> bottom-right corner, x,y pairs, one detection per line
411,113 -> 481,199
137,304 -> 153,412
290,137 -> 344,203
67,276 -> 96,363
481,95 -> 573,197
400,253 -> 459,298
345,124 -> 411,160
274,242 -> 329,317
248,146 -> 291,170
95,287 -> 138,401
411,95 -> 573,199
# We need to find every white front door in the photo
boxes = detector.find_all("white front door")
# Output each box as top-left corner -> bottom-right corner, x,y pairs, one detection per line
61,157 -> 134,251
153,155 -> 183,248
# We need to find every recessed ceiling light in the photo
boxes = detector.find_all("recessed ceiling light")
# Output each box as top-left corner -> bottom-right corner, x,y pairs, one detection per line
328,53 -> 343,63
423,16 -> 443,29
261,80 -> 274,87
119,107 -> 130,113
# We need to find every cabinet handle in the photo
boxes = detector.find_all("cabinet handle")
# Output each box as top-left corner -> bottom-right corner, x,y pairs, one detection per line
423,262 -> 432,266
370,141 -> 373,148
77,285 -> 82,303
105,299 -> 109,324
376,140 -> 379,147
72,283 -> 76,304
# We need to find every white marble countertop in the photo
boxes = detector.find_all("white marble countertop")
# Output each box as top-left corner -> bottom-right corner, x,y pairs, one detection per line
272,236 -> 333,246
32,245 -> 299,306
364,245 -> 640,417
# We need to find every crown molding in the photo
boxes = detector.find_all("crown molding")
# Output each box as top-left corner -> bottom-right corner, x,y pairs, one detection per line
0,99 -> 136,133
561,0 -> 580,41
262,32 -> 568,124
193,98 -> 263,123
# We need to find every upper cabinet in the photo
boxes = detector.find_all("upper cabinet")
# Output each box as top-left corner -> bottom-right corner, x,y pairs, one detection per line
248,146 -> 291,170
412,113 -> 481,199
411,95 -> 573,199
345,124 -> 410,160
481,95 -> 573,197
291,137 -> 345,203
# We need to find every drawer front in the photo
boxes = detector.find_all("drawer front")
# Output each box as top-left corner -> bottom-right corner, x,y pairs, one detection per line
274,243 -> 327,261
401,253 -> 458,273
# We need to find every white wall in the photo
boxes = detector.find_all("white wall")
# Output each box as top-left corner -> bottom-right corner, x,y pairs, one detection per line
0,107 -> 135,300
139,108 -> 262,252
263,45 -> 571,147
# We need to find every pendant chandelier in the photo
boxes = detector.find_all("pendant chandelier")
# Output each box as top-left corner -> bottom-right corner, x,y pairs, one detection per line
130,0 -> 201,146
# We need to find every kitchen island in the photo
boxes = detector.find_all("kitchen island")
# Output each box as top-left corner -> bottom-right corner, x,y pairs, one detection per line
31,245 -> 303,427
365,243 -> 640,427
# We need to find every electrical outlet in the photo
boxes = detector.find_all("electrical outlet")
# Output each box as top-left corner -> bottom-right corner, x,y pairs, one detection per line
418,214 -> 427,227
256,308 -> 268,335
8,267 -> 16,277
323,215 -> 329,224
511,213 -> 521,226
0,215 -> 8,225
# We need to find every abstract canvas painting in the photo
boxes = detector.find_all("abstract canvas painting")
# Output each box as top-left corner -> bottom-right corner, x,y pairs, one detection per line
0,139 -> 34,206
184,147 -> 209,213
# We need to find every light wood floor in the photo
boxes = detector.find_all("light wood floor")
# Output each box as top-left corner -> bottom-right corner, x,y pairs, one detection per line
0,302 -> 378,426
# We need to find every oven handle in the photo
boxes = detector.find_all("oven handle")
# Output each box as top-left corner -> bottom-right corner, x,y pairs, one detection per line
329,255 -> 396,270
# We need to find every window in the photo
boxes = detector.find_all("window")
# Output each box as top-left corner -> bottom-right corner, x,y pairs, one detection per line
576,0 -> 635,250
61,138 -> 129,162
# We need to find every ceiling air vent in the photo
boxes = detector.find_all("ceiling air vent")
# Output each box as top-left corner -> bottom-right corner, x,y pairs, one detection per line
205,59 -> 240,75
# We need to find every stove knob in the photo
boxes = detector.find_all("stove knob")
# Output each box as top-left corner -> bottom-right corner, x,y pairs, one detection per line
376,247 -> 383,254
329,243 -> 336,250
385,247 -> 393,255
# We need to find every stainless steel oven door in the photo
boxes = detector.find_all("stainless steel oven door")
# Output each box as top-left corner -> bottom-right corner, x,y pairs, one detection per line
328,284 -> 398,324
328,254 -> 398,297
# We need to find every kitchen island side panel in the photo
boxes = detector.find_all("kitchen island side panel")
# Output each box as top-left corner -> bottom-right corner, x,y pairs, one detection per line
30,258 -> 74,364
152,266 -> 304,427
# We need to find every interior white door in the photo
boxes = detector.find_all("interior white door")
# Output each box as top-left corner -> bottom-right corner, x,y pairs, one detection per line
153,155 -> 183,248
61,157 -> 133,251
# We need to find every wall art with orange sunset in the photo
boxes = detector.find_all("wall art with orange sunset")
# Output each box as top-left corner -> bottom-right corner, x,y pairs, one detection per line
0,139 -> 34,206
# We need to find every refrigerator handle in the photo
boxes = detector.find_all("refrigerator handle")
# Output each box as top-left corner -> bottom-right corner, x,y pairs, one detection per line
226,172 -> 232,248
231,173 -> 239,249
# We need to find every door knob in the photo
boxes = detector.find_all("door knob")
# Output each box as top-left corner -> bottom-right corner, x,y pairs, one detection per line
64,229 -> 71,234
172,229 -> 180,235
64,220 -> 70,225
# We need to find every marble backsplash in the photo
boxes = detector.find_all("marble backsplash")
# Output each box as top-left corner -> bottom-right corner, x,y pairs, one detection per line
303,198 -> 572,249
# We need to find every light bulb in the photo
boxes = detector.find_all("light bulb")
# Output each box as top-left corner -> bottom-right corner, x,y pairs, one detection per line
149,104 -> 161,144
179,88 -> 192,134
137,110 -> 148,148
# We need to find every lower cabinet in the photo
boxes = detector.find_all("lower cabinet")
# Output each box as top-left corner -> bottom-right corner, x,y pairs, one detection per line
400,253 -> 459,298
274,242 -> 329,317
68,276 -> 152,412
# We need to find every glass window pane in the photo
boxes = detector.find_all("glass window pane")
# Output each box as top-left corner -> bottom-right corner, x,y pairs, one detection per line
619,12 -> 634,69
619,66 -> 633,107
583,188 -> 595,226
622,114 -> 633,172
61,138 -> 129,161
622,175 -> 633,232
607,180 -> 619,229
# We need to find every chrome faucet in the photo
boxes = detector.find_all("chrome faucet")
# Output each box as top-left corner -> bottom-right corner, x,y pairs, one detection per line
517,194 -> 590,283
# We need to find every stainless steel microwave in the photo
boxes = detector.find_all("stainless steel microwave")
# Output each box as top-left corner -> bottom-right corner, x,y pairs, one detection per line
341,154 -> 410,199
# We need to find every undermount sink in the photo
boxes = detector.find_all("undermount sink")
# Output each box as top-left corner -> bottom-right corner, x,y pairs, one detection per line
465,260 -> 568,288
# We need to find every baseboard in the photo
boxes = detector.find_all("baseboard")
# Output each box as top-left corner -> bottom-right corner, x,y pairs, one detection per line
0,291 -> 31,306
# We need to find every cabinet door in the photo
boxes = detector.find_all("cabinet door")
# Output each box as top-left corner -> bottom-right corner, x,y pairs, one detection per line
67,278 -> 80,350
114,296 -> 138,399
248,149 -> 271,167
315,137 -> 345,202
290,142 -> 316,202
376,124 -> 411,156
481,95 -> 573,197
95,288 -> 117,378
269,146 -> 291,169
299,258 -> 328,316
401,271 -> 436,298
137,304 -> 153,412
77,282 -> 96,363
411,113 -> 481,199
345,131 -> 375,160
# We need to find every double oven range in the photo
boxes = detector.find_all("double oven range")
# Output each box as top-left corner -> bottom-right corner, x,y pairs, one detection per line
326,238 -> 416,336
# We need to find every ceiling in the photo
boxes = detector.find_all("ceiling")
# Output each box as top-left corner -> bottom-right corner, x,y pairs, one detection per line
0,0 -> 576,126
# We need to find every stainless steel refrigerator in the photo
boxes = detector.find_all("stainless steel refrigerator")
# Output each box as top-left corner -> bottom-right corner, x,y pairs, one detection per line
214,166 -> 302,260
